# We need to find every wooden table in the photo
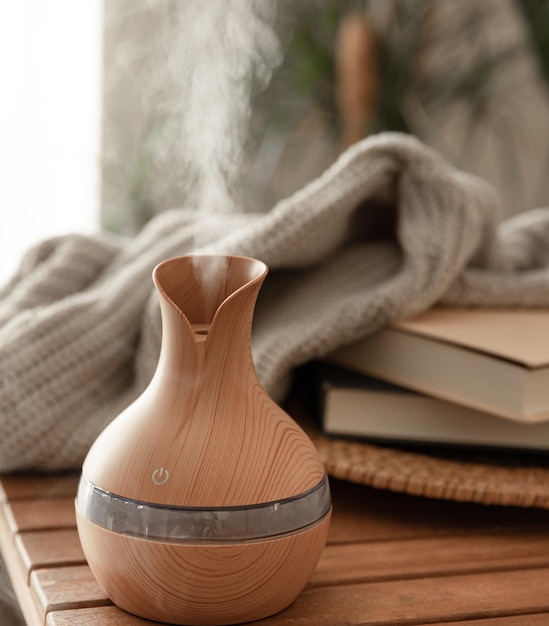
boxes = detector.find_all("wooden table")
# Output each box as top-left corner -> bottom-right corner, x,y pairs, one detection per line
3,471 -> 549,625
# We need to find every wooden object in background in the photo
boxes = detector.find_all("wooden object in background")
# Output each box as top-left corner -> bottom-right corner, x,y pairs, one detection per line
335,11 -> 378,150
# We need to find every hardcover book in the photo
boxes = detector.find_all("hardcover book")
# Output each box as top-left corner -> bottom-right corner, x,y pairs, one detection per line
319,363 -> 549,451
328,308 -> 549,423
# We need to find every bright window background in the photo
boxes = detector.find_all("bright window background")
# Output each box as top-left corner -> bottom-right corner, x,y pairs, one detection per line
0,1 -> 103,284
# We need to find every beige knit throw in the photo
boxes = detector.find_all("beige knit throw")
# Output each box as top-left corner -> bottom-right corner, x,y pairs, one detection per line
1,132 -> 549,473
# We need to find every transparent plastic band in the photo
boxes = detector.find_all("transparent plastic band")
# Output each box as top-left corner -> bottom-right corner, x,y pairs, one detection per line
76,475 -> 331,543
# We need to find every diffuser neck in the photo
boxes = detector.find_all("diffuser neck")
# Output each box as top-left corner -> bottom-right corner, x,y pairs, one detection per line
154,254 -> 265,365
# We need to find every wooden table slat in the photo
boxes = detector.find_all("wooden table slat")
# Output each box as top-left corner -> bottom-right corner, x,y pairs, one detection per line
313,530 -> 549,585
424,616 -> 549,626
15,529 -> 86,582
5,498 -> 76,533
30,565 -> 110,623
0,474 -> 79,502
0,500 -> 41,626
46,605 -> 160,625
253,567 -> 549,626
46,605 -> 549,626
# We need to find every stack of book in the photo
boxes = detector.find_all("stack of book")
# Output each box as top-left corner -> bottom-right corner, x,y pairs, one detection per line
320,308 -> 549,451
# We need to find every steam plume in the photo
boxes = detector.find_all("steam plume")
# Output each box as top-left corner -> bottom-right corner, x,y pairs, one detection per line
161,0 -> 282,214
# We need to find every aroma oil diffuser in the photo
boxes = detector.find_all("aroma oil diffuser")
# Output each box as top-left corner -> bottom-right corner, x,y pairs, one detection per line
75,254 -> 332,625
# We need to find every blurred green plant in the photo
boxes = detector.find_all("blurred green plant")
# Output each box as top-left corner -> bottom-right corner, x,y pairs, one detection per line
516,0 -> 549,81
255,0 -> 529,140
106,0 -> 543,232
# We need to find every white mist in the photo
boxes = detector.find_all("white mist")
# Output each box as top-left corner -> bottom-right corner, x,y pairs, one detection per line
163,0 -> 282,215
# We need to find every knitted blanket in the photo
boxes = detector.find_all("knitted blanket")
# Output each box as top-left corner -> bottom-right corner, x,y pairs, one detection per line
2,132 -> 549,473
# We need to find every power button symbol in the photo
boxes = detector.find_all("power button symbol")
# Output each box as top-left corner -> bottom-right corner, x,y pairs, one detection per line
151,467 -> 169,486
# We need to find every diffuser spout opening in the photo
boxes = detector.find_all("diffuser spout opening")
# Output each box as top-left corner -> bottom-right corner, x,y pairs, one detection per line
153,254 -> 267,330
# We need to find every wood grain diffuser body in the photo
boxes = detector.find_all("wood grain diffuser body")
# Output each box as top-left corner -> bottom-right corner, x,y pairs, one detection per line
75,254 -> 332,625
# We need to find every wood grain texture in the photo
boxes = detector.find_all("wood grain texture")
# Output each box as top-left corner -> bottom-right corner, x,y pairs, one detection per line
0,473 -> 78,503
15,528 -> 86,582
30,565 -> 110,622
312,531 -> 549,585
76,510 -> 331,625
424,617 -> 549,626
5,497 -> 75,532
83,255 -> 326,507
0,501 -> 42,626
76,256 -> 331,625
253,568 -> 549,625
46,605 -> 160,625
